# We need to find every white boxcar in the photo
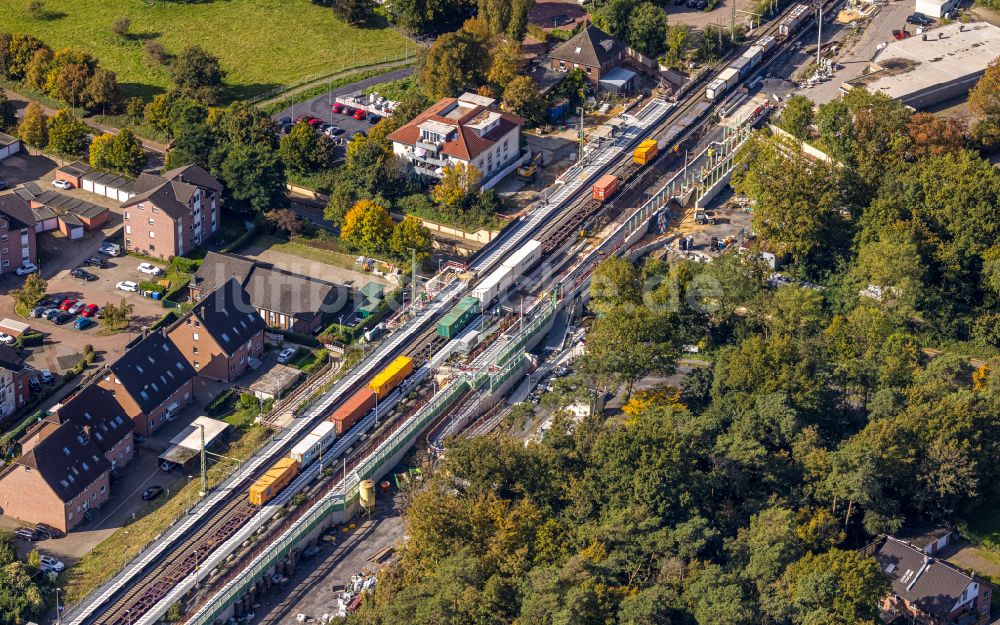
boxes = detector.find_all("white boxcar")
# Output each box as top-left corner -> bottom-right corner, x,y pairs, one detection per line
501,239 -> 542,274
706,68 -> 740,100
472,264 -> 515,307
757,35 -> 776,54
289,421 -> 336,466
742,45 -> 765,70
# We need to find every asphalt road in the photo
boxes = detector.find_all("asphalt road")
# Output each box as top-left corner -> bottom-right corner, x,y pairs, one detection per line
272,66 -> 414,135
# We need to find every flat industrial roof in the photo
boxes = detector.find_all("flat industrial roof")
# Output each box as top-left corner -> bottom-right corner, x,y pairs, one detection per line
168,416 -> 229,451
249,364 -> 302,398
845,22 -> 1000,103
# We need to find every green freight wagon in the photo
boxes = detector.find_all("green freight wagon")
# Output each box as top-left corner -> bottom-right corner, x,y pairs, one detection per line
437,296 -> 481,338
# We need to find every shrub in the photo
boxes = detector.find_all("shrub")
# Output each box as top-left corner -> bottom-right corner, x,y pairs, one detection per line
144,40 -> 169,66
169,256 -> 200,274
17,332 -> 43,347
112,17 -> 130,37
83,344 -> 94,355
138,280 -> 166,294
206,389 -> 236,417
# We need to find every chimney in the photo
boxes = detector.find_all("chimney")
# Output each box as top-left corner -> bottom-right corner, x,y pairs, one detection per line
142,326 -> 149,338
83,425 -> 92,442
922,33 -> 927,41
161,326 -> 168,339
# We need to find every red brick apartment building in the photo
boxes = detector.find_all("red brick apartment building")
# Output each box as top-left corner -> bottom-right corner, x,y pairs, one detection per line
0,420 -> 111,532
549,24 -> 627,86
120,164 -> 222,259
96,330 -> 196,436
168,278 -> 265,383
49,384 -> 135,470
0,345 -> 34,425
0,193 -> 38,273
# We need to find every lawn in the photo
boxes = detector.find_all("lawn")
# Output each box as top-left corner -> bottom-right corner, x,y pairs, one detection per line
0,0 -> 412,100
257,235 -> 361,271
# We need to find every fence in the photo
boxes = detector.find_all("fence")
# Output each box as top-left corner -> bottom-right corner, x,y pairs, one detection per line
247,50 -> 419,105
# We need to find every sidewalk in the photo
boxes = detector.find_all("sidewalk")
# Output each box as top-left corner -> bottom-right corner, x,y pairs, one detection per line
2,87 -> 168,154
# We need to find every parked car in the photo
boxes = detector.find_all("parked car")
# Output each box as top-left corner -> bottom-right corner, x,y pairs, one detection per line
71,268 -> 98,281
277,116 -> 292,126
59,299 -> 77,311
68,301 -> 86,314
324,125 -> 343,136
117,280 -> 139,292
39,369 -> 54,384
30,305 -> 47,318
332,102 -> 344,114
160,461 -> 176,472
137,262 -> 163,276
277,347 -> 298,364
142,485 -> 165,501
295,114 -> 315,124
54,311 -> 74,325
280,123 -> 293,135
318,122 -> 332,133
15,528 -> 38,541
38,295 -> 61,307
98,243 -> 121,257
51,179 -> 72,190
906,12 -> 932,24
81,303 -> 99,317
352,109 -> 367,121
15,262 -> 38,276
39,555 -> 64,572
29,378 -> 41,393
35,523 -> 63,539
366,113 -> 381,124
82,256 -> 108,268
342,106 -> 356,115
42,309 -> 60,321
0,333 -> 14,346
74,317 -> 95,331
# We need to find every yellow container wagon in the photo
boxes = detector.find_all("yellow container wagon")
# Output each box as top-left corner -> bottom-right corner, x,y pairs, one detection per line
368,356 -> 414,397
248,457 -> 299,506
632,139 -> 659,166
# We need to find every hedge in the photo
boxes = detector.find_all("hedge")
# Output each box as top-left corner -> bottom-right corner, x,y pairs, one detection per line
139,280 -> 166,294
206,389 -> 236,417
150,311 -> 179,331
169,257 -> 201,274
17,332 -> 44,348
272,327 -> 320,347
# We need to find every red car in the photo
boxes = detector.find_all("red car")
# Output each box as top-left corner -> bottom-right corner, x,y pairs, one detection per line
307,118 -> 324,128
81,304 -> 99,318
331,102 -> 344,114
59,299 -> 77,311
352,109 -> 367,121
294,115 -> 313,124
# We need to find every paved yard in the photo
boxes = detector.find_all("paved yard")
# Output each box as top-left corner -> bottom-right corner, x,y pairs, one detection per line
253,500 -> 405,625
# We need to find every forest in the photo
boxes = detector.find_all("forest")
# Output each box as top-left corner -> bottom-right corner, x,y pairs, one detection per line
344,67 -> 1000,625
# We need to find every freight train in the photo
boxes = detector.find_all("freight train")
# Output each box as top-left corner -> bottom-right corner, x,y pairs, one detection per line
704,4 -> 808,101
471,239 -> 543,308
248,355 -> 416,506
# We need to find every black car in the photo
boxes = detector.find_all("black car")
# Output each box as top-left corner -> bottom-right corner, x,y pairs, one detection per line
696,0 -> 708,8
71,268 -> 98,281
82,256 -> 108,268
687,0 -> 699,7
280,123 -> 293,135
53,311 -> 74,325
29,378 -> 41,393
674,0 -> 685,5
37,523 -> 64,539
14,528 -> 38,541
43,308 -> 61,321
38,295 -> 61,307
277,116 -> 292,126
142,485 -> 165,501
30,305 -> 47,318
906,12 -> 932,25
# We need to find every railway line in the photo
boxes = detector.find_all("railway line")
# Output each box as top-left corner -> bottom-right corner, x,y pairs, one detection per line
70,5 -> 837,624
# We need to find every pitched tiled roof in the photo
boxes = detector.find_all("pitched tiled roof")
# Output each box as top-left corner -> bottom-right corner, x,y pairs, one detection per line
193,251 -> 346,321
49,385 -> 134,456
108,331 -> 195,413
0,192 -> 36,230
188,278 -> 264,353
551,24 -> 625,68
245,266 -> 346,321
16,421 -> 109,503
388,97 -> 524,162
875,536 -> 976,620
121,174 -> 196,219
0,345 -> 27,372
162,163 -> 223,192
191,251 -> 257,294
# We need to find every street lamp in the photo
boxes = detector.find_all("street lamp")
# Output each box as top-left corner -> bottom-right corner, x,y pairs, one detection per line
55,588 -> 62,625
187,475 -> 193,514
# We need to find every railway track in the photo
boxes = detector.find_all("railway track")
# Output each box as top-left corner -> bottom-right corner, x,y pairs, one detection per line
78,8 -> 835,624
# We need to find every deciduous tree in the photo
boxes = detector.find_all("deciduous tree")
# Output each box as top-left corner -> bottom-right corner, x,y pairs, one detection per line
627,3 -> 667,58
46,109 -> 89,155
778,95 -> 814,141
11,273 -> 47,311
217,143 -> 286,214
170,45 -> 226,104
390,215 -> 432,263
419,28 -> 489,100
432,162 -> 482,208
341,199 -> 393,254
16,101 -> 47,148
503,75 -> 545,126
279,121 -> 337,175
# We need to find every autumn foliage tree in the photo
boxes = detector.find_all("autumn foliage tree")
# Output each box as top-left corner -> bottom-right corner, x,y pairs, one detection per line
16,101 -> 47,148
341,199 -> 394,255
431,162 -> 482,208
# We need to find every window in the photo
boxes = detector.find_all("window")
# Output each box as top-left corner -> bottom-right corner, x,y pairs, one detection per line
68,511 -> 74,521
149,244 -> 155,251
192,332 -> 199,341
124,211 -> 130,221
193,346 -> 199,354
100,484 -> 106,494
587,67 -> 592,74
194,361 -> 200,369
148,231 -> 155,238
148,218 -> 154,225
125,225 -> 132,234
152,206 -> 158,213
2,260 -> 9,268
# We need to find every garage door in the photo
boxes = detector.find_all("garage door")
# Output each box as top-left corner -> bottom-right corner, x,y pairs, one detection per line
94,182 -> 106,196
82,179 -> 95,193
116,188 -> 131,202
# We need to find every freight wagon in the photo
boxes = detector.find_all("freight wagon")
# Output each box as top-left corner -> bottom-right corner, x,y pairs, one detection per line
471,239 -> 543,307
592,174 -> 619,203
329,388 -> 377,435
757,35 -> 776,53
779,4 -> 810,37
705,68 -> 740,100
729,56 -> 753,81
289,421 -> 337,466
438,295 -> 481,339
368,356 -> 414,397
632,139 -> 659,166
742,45 -> 765,70
249,457 -> 299,506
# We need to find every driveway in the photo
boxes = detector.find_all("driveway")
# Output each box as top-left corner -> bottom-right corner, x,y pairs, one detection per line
273,67 -> 414,139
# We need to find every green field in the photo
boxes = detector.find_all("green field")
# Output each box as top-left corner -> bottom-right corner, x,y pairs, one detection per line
0,0 -> 412,100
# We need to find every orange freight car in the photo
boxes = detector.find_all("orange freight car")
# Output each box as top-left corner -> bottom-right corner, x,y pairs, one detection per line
329,388 -> 377,435
248,457 -> 299,506
592,175 -> 619,203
